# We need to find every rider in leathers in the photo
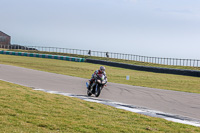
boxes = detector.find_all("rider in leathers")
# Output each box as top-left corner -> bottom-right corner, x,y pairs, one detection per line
88,66 -> 107,90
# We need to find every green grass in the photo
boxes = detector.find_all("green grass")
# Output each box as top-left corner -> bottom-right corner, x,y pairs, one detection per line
0,54 -> 200,94
2,49 -> 200,71
0,80 -> 200,132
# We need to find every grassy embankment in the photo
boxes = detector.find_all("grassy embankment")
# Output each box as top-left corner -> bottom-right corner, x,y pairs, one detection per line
0,54 -> 200,94
1,49 -> 200,71
1,80 -> 200,132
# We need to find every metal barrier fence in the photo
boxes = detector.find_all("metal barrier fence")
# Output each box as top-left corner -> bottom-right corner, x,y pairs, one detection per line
0,44 -> 200,67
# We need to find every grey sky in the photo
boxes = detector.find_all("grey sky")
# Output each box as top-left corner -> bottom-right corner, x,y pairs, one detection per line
1,0 -> 200,59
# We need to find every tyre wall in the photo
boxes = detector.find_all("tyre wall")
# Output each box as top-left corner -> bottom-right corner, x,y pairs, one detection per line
86,59 -> 200,77
0,50 -> 85,62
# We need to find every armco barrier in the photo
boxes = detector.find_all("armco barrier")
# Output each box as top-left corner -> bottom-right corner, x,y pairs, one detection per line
0,50 -> 85,62
86,59 -> 200,77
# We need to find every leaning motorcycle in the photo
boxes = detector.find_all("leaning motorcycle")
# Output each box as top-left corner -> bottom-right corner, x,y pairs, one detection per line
86,74 -> 107,97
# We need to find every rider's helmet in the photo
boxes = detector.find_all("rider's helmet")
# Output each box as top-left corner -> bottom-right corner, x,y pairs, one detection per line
100,66 -> 105,73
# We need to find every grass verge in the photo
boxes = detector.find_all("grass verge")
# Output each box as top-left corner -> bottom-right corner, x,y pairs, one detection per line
0,80 -> 200,132
0,54 -> 200,94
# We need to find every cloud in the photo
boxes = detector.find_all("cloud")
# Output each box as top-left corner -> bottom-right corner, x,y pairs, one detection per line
155,8 -> 193,14
124,0 -> 137,4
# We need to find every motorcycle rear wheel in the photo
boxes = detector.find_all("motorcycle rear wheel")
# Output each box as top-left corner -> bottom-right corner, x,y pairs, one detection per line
87,89 -> 92,96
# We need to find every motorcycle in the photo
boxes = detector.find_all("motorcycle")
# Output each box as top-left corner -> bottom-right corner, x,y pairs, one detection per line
86,74 -> 107,97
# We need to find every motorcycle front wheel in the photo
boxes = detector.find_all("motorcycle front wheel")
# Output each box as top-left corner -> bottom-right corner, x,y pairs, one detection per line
95,86 -> 101,97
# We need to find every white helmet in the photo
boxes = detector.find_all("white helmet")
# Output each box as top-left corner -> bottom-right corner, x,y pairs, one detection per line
100,66 -> 105,73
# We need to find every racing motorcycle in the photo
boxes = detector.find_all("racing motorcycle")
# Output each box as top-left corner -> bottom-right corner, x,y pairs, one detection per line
86,74 -> 107,97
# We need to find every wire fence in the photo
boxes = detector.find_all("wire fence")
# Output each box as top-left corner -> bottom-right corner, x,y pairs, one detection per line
1,44 -> 200,67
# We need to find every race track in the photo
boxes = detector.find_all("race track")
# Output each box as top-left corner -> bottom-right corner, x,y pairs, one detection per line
1,64 -> 200,122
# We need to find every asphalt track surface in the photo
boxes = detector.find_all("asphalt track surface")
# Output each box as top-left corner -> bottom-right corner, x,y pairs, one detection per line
1,64 -> 200,121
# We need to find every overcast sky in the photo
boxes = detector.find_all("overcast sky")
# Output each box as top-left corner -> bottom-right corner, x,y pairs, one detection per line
1,0 -> 200,59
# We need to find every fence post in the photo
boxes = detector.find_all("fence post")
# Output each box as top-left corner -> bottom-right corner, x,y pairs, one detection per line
155,57 -> 157,64
193,60 -> 195,67
180,59 -> 182,66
